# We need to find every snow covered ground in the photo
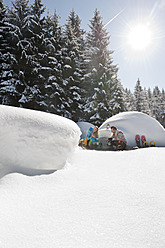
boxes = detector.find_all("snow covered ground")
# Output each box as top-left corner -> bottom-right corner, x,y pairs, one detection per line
0,106 -> 165,248
1,147 -> 165,248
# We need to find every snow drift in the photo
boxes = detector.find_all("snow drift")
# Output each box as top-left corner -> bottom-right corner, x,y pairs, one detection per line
1,147 -> 165,248
99,111 -> 165,147
0,105 -> 81,170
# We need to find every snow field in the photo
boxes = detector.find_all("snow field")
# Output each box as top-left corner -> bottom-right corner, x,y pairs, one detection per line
0,147 -> 165,248
0,105 -> 165,247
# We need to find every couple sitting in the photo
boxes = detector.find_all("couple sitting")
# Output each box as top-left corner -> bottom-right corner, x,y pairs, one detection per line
84,125 -> 127,150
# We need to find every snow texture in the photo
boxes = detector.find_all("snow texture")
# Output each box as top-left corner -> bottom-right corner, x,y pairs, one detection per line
99,111 -> 165,147
0,107 -> 165,248
0,147 -> 165,248
0,105 -> 81,170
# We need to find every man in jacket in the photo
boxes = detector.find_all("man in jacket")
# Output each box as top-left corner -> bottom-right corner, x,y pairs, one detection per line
107,126 -> 127,150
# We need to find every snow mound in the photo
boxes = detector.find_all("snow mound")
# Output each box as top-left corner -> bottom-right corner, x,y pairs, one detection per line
99,111 -> 165,147
77,121 -> 94,140
0,105 -> 81,170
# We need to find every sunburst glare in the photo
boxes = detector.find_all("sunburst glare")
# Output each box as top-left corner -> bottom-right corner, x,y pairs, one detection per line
106,2 -> 165,64
127,23 -> 152,51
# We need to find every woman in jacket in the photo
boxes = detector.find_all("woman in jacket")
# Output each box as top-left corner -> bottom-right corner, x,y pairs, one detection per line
84,126 -> 100,148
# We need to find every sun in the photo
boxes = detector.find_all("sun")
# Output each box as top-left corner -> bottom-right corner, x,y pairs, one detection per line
127,23 -> 152,51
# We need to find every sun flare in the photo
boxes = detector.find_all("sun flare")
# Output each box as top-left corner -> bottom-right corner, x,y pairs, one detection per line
127,23 -> 152,51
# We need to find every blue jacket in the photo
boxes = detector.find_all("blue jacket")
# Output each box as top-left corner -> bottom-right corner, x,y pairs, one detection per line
85,127 -> 99,143
86,127 -> 93,140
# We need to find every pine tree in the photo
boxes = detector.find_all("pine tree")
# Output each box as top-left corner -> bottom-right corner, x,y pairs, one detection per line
84,9 -> 123,126
152,86 -> 162,124
143,87 -> 151,115
0,1 -> 21,106
4,0 -> 34,107
43,10 -> 65,114
124,88 -> 136,111
60,9 -> 85,121
68,9 -> 86,121
21,0 -> 47,111
0,1 -> 8,87
0,1 -> 9,103
134,78 -> 146,112
3,0 -> 48,110
147,87 -> 152,111
109,78 -> 125,115
9,0 -> 33,107
160,89 -> 165,127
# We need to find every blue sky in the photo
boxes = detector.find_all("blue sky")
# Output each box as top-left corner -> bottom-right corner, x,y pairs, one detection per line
3,0 -> 165,91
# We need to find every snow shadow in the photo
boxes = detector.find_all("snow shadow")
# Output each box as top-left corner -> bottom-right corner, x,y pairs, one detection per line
0,164 -> 56,179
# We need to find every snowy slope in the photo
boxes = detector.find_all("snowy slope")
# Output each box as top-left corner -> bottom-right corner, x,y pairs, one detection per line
0,105 -> 81,170
99,111 -> 165,147
0,147 -> 165,248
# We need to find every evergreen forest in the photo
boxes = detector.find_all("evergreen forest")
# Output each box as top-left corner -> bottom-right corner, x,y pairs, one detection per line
0,0 -> 164,127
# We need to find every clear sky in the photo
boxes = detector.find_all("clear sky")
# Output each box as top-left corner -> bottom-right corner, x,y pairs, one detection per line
3,0 -> 165,91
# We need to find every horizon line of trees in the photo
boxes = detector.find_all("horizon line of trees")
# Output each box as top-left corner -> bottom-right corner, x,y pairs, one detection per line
0,0 -> 164,127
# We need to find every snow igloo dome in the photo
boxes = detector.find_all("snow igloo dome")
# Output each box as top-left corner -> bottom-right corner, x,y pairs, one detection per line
77,121 -> 94,140
99,111 -> 165,147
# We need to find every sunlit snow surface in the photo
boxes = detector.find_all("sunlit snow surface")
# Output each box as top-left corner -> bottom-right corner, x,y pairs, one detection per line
0,147 -> 165,248
0,105 -> 81,170
0,106 -> 165,248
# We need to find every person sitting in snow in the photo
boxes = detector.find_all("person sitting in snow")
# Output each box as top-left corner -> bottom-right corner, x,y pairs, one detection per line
84,126 -> 100,149
107,126 -> 127,150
